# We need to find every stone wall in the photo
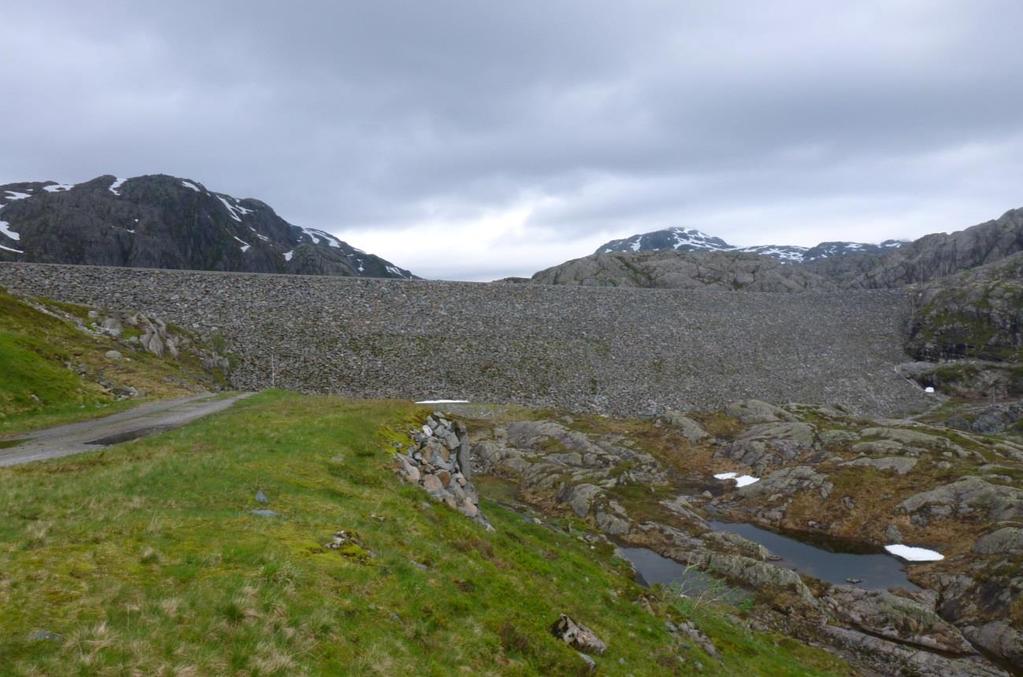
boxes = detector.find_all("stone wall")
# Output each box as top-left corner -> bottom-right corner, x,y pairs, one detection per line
0,262 -> 930,416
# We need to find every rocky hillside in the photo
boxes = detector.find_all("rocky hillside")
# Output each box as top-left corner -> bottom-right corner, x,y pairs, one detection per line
460,399 -> 1023,674
594,225 -> 904,264
907,251 -> 1023,363
538,206 -> 1023,293
532,250 -> 835,291
0,175 -> 414,279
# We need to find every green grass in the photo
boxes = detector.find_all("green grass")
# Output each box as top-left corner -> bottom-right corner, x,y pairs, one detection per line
0,289 -> 216,436
0,392 -> 848,675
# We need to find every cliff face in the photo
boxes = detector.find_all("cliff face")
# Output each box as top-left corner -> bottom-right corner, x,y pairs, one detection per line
907,252 -> 1023,362
0,175 -> 414,279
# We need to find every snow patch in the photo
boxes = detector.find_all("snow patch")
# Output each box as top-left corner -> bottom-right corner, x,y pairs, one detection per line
4,191 -> 31,201
924,386 -> 935,394
181,180 -> 201,192
714,472 -> 760,487
884,544 -> 944,562
0,243 -> 24,254
302,227 -> 341,248
283,250 -> 294,262
233,236 -> 251,253
43,183 -> 74,193
108,177 -> 127,195
0,220 -> 20,241
218,196 -> 244,222
416,400 -> 469,404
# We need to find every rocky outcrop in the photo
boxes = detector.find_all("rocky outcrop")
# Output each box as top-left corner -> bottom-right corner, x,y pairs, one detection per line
906,253 -> 1023,364
536,206 -> 1023,294
460,402 -> 1022,673
0,175 -> 414,279
821,625 -> 1007,677
897,477 -> 1023,526
717,421 -> 820,473
659,411 -> 710,443
531,250 -> 834,291
724,399 -> 796,424
973,527 -> 1023,555
822,586 -> 975,654
396,413 -> 491,529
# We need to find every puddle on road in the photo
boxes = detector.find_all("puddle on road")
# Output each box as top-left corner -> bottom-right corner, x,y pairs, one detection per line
85,426 -> 171,446
0,439 -> 24,449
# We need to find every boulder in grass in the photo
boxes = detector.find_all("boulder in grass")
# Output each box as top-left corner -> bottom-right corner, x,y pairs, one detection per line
550,614 -> 607,655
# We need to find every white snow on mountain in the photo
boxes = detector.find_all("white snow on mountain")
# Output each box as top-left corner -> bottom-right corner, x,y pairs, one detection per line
108,177 -> 127,196
737,244 -> 808,262
181,180 -> 201,192
302,227 -> 343,248
0,220 -> 20,241
597,226 -> 906,264
43,183 -> 74,193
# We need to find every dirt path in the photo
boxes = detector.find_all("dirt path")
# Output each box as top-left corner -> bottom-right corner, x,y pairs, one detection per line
0,392 -> 254,467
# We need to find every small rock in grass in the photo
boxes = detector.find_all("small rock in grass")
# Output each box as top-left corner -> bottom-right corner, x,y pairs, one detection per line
104,350 -> 123,361
250,509 -> 279,518
550,614 -> 607,655
28,629 -> 62,642
255,489 -> 269,504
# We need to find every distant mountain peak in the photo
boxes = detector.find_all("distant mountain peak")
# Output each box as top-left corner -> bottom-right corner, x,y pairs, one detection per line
0,173 -> 415,279
596,226 -> 733,255
594,226 -> 906,264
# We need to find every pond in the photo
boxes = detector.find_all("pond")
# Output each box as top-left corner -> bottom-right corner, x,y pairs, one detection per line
710,521 -> 920,591
617,547 -> 751,604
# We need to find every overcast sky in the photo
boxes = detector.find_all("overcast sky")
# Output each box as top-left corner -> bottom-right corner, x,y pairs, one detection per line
3,1 -> 1023,280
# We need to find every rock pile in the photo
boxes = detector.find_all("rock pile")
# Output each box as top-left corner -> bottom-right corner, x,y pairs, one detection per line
396,413 -> 492,529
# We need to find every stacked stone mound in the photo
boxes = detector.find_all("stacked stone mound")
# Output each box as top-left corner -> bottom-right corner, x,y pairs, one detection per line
395,413 -> 492,529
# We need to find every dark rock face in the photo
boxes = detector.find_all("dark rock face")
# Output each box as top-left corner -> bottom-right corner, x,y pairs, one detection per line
906,253 -> 1023,363
0,175 -> 414,279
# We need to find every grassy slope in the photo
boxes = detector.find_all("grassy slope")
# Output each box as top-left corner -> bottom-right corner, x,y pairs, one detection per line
0,289 -> 215,435
0,392 -> 848,675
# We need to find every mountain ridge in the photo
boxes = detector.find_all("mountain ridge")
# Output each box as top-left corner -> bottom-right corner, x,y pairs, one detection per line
0,174 -> 415,279
536,207 -> 1023,292
594,225 -> 906,264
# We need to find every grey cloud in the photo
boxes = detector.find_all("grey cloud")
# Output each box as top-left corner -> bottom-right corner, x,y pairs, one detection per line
2,1 -> 1022,279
